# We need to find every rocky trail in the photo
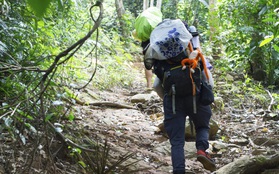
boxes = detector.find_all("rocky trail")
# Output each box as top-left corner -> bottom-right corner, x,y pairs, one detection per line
72,63 -> 279,174
0,62 -> 278,174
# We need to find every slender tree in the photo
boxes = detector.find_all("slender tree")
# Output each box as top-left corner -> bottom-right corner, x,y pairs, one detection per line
143,0 -> 150,10
115,0 -> 128,39
208,0 -> 221,58
156,0 -> 162,9
143,0 -> 162,9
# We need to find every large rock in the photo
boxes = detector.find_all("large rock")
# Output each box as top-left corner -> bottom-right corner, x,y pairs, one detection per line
157,118 -> 219,140
213,96 -> 224,112
154,141 -> 197,158
130,92 -> 159,103
185,118 -> 219,140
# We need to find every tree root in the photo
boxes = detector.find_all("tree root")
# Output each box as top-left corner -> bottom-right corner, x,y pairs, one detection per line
88,101 -> 136,109
63,96 -> 136,109
216,154 -> 279,174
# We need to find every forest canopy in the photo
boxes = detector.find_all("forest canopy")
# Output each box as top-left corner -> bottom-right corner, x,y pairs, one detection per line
0,0 -> 278,173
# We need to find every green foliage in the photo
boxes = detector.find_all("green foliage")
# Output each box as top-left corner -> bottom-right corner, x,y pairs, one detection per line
94,55 -> 137,89
219,0 -> 279,85
27,0 -> 69,17
161,0 -> 178,19
27,0 -> 52,17
272,92 -> 279,110
214,56 -> 279,111
0,0 -> 93,147
0,0 -> 141,148
1,0 -> 279,172
177,0 -> 209,28
123,0 -> 143,17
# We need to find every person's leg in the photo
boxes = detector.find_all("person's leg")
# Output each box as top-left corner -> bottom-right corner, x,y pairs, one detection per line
190,105 -> 211,150
189,104 -> 216,171
163,96 -> 186,173
153,77 -> 164,99
145,69 -> 153,88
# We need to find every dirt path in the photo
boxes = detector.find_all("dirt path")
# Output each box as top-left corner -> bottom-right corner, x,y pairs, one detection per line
72,62 -> 279,174
71,63 -> 212,173
1,62 -> 278,174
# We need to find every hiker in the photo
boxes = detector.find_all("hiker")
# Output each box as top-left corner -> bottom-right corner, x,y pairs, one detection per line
144,19 -> 216,173
134,7 -> 162,89
141,39 -> 165,98
144,21 -> 214,99
141,39 -> 153,88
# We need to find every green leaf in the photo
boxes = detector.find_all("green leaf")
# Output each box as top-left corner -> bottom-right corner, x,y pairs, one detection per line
45,114 -> 54,122
258,5 -> 267,16
17,109 -> 34,120
72,148 -> 82,154
67,112 -> 75,121
273,44 -> 279,53
259,35 -> 274,47
27,0 -> 52,17
78,161 -> 87,168
37,20 -> 45,28
57,0 -> 64,10
25,123 -> 37,133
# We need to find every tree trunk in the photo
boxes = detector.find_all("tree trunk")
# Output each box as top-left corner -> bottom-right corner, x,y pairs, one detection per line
156,0 -> 162,9
143,0 -> 149,10
144,0 -> 162,10
150,0 -> 154,7
208,0 -> 221,59
208,0 -> 216,42
115,0 -> 128,39
143,0 -> 162,10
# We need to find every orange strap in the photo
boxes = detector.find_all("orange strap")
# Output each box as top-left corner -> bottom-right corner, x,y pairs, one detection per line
181,42 -> 210,81
180,42 -> 210,96
197,49 -> 210,81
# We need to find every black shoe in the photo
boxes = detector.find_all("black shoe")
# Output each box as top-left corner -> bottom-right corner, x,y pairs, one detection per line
173,170 -> 185,174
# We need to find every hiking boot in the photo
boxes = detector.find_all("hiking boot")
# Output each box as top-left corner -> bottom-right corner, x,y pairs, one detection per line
197,150 -> 216,172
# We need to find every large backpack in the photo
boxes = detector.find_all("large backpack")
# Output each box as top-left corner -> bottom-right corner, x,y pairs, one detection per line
145,19 -> 212,112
